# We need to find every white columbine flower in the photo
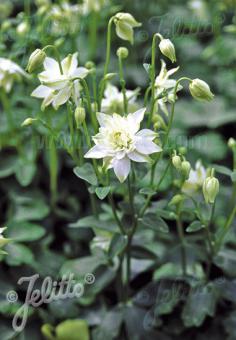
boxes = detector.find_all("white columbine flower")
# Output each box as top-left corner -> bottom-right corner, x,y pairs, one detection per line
101,83 -> 139,115
85,108 -> 162,182
182,160 -> 207,194
154,60 -> 181,116
0,58 -> 27,93
31,52 -> 88,110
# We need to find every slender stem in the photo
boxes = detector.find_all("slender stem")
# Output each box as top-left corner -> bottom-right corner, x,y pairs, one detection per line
80,78 -> 98,131
215,204 -> 236,253
103,17 -> 114,77
204,202 -> 215,279
0,90 -> 14,129
88,11 -> 98,60
108,194 -> 125,234
118,56 -> 128,115
67,103 -> 79,163
148,34 -> 159,127
176,208 -> 187,276
49,137 -> 58,209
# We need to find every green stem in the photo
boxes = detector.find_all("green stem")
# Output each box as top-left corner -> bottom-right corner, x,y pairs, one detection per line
108,193 -> 125,234
80,78 -> 98,132
49,137 -> 58,209
216,205 -> 236,253
88,11 -> 98,60
103,17 -> 114,77
0,90 -> 14,129
67,103 -> 79,163
176,208 -> 187,276
118,56 -> 128,115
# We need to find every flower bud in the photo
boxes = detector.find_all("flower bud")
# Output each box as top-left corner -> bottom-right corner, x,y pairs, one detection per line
178,146 -> 187,155
104,73 -> 117,81
228,138 -> 236,149
21,118 -> 37,127
1,20 -> 11,31
16,21 -> 29,36
181,161 -> 191,179
159,38 -> 176,63
114,12 -> 141,44
27,49 -> 46,73
117,47 -> 129,59
85,61 -> 95,69
75,107 -> 86,128
169,194 -> 185,206
189,79 -> 214,102
172,155 -> 182,169
203,173 -> 219,204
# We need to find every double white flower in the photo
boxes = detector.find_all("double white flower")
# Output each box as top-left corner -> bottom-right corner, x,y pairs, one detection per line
85,108 -> 162,182
155,60 -> 181,116
101,83 -> 139,114
0,58 -> 27,93
31,52 -> 88,110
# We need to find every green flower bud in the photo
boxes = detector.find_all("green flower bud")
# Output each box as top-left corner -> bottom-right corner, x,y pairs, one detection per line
75,107 -> 86,128
117,47 -> 129,59
85,61 -> 95,69
27,49 -> 46,73
181,161 -> 191,179
159,38 -> 176,63
114,12 -> 142,44
104,73 -> 117,81
178,146 -> 187,155
189,78 -> 214,102
169,194 -> 185,206
172,155 -> 182,169
228,138 -> 236,149
203,173 -> 219,204
1,20 -> 11,31
21,118 -> 37,127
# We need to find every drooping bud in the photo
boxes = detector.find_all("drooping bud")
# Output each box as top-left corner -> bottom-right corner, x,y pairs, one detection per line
181,161 -> 191,179
74,107 -> 86,128
172,154 -> 182,169
114,13 -> 142,44
189,79 -> 214,102
85,61 -> 95,69
104,73 -> 117,81
159,38 -> 176,63
202,170 -> 219,204
117,47 -> 129,59
169,194 -> 185,206
21,118 -> 37,127
27,49 -> 46,73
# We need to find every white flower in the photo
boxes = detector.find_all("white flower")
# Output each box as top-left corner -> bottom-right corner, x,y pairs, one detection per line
182,160 -> 207,194
155,60 -> 181,116
31,52 -> 88,110
101,83 -> 139,114
0,58 -> 27,92
82,0 -> 108,14
84,108 -> 162,182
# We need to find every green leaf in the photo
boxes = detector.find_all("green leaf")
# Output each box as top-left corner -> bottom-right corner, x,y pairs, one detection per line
7,221 -> 46,242
68,216 -> 119,233
15,159 -> 36,187
0,154 -> 17,178
108,233 -> 128,258
139,188 -> 156,196
213,164 -> 232,177
182,283 -> 218,327
5,243 -> 34,266
186,221 -> 205,233
231,170 -> 236,182
73,163 -> 98,186
95,187 -> 110,200
56,320 -> 89,340
139,214 -> 169,233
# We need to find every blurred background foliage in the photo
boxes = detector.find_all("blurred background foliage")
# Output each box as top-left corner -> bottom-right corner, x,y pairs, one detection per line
0,0 -> 236,339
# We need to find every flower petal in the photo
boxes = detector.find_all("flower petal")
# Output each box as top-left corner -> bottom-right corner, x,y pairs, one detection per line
52,86 -> 71,109
113,157 -> 131,182
128,151 -> 149,162
72,67 -> 89,79
43,57 -> 60,74
136,129 -> 157,140
84,145 -> 107,159
116,21 -> 134,44
31,85 -> 52,98
96,112 -> 110,127
135,140 -> 162,154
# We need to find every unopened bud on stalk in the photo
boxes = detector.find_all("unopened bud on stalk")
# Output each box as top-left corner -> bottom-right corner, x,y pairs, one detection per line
117,47 -> 129,59
85,61 -> 95,69
202,170 -> 219,204
189,78 -> 214,102
228,138 -> 236,149
75,107 -> 86,128
104,73 -> 117,81
27,49 -> 46,73
178,146 -> 187,155
181,161 -> 191,179
16,21 -> 29,36
21,118 -> 37,127
169,194 -> 184,206
159,38 -> 176,63
172,154 -> 182,169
